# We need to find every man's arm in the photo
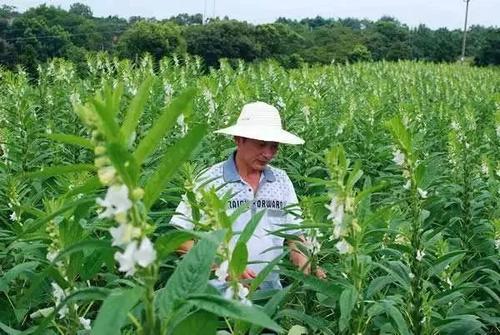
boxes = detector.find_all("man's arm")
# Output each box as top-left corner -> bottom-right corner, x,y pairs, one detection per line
288,236 -> 326,279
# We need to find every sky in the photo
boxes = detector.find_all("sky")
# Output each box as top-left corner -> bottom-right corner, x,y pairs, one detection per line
7,0 -> 500,29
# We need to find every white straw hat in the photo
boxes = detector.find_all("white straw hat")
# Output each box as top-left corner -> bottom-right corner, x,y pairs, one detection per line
214,101 -> 304,145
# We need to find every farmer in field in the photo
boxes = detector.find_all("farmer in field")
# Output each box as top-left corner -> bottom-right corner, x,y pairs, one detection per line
170,101 -> 325,291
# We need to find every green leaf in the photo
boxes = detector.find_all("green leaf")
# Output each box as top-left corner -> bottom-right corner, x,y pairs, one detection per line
134,87 -> 196,165
155,230 -> 195,259
187,294 -> 282,333
171,310 -> 218,335
143,124 -> 206,209
436,315 -> 485,334
64,176 -> 102,198
279,270 -> 342,298
121,76 -> 154,141
0,322 -> 21,335
91,286 -> 143,335
339,286 -> 358,332
106,141 -> 140,186
21,197 -> 95,236
157,230 -> 224,318
250,253 -> 287,293
249,286 -> 291,335
53,240 -> 113,264
366,275 -> 393,298
22,164 -> 96,179
386,116 -> 411,152
237,210 -> 265,245
64,287 -> 110,305
230,242 -> 248,278
46,133 -> 94,149
382,301 -> 410,335
0,261 -> 39,292
427,251 -> 466,277
91,93 -> 123,143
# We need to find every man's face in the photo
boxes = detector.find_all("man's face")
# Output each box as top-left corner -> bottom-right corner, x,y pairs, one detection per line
235,137 -> 279,171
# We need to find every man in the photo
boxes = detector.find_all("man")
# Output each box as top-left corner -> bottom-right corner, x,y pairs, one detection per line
170,101 -> 325,291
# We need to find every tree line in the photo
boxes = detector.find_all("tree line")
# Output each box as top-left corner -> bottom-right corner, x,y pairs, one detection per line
0,3 -> 498,75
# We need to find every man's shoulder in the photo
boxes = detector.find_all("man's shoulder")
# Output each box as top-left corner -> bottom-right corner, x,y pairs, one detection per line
267,165 -> 292,183
195,161 -> 225,187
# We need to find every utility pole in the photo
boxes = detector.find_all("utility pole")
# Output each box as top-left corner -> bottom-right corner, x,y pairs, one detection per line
203,0 -> 207,24
461,0 -> 471,62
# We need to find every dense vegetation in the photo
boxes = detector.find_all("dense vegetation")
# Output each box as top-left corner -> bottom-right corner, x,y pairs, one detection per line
0,3 -> 499,76
0,55 -> 498,334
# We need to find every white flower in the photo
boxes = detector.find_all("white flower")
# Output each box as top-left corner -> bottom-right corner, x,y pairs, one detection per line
403,180 -> 411,190
303,235 -> 321,253
417,188 -> 428,199
392,149 -> 405,167
445,277 -> 453,288
97,166 -> 117,185
494,239 -> 500,250
416,249 -> 425,261
335,239 -> 352,254
451,121 -> 460,131
9,212 -> 17,221
135,237 -> 157,267
109,223 -> 141,247
215,260 -> 229,282
96,184 -> 132,219
114,241 -> 138,276
79,317 -> 91,330
47,250 -> 58,262
30,307 -> 54,319
114,238 -> 157,276
224,283 -> 251,305
333,221 -> 348,240
326,197 -> 344,224
481,161 -> 489,175
164,83 -> 174,97
51,282 -> 68,319
409,272 -> 415,279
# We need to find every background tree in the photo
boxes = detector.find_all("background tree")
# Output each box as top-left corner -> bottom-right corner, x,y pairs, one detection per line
117,20 -> 185,61
185,20 -> 260,67
68,3 -> 93,18
475,28 -> 500,65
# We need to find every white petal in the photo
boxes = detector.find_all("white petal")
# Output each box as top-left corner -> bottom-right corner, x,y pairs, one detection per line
223,286 -> 234,300
335,239 -> 352,254
109,223 -> 141,247
114,242 -> 137,276
135,238 -> 157,268
237,283 -> 249,299
417,188 -> 428,199
392,149 -> 405,166
97,185 -> 132,219
215,260 -> 229,282
79,317 -> 91,330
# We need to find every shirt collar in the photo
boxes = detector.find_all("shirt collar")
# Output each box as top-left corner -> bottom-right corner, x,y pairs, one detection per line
223,151 -> 276,183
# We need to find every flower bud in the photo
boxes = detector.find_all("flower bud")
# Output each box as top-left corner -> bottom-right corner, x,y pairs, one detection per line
94,146 -> 106,156
94,156 -> 109,168
132,187 -> 144,200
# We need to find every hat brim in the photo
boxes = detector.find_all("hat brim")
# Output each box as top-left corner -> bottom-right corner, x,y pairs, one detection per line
214,125 -> 304,145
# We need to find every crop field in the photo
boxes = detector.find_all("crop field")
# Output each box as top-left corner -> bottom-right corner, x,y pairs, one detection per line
0,55 -> 499,334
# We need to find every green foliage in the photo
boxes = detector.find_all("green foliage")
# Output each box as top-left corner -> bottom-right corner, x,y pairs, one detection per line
0,57 -> 498,334
117,21 -> 186,61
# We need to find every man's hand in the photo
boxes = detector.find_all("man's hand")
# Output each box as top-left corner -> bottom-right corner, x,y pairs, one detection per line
288,237 -> 327,280
240,268 -> 257,280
